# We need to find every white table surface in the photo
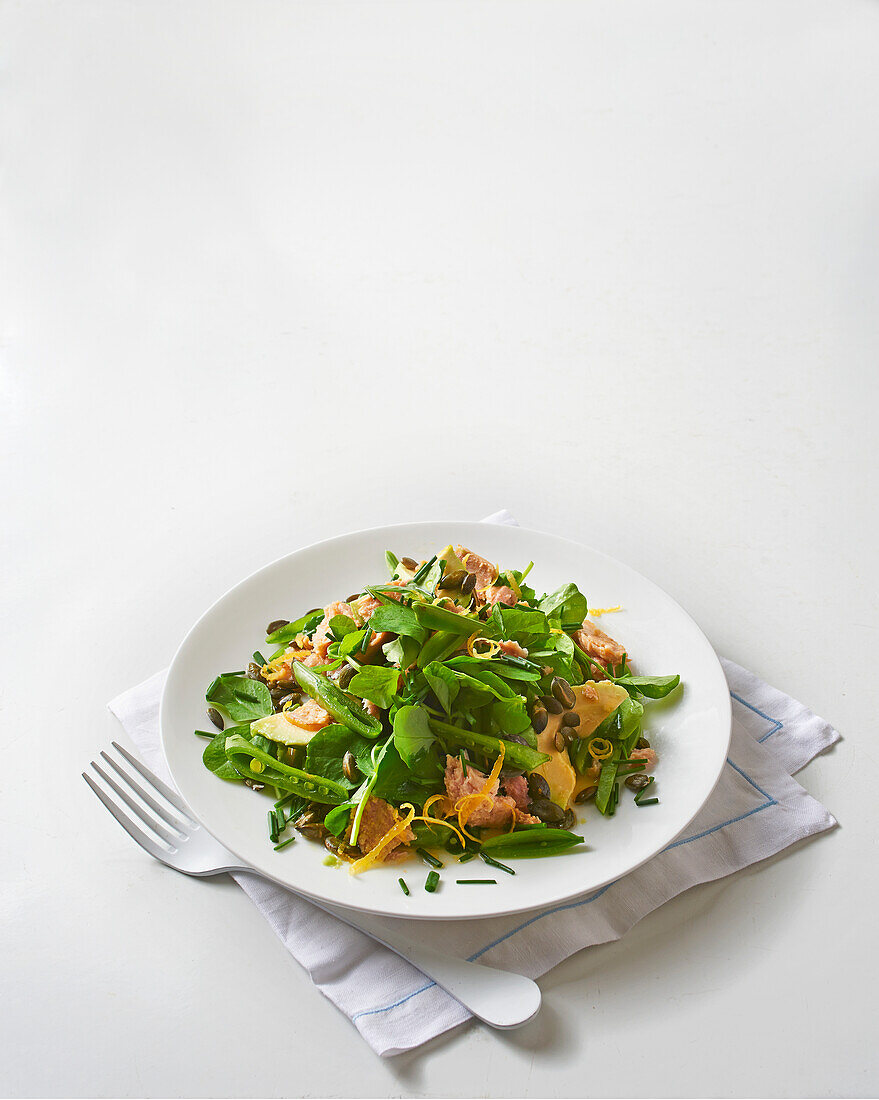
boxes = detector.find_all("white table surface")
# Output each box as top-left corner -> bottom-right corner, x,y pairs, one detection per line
1,2 -> 877,1096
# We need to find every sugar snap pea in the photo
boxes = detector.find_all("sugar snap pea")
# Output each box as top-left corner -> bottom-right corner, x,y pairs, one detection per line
428,717 -> 550,772
414,603 -> 482,635
224,734 -> 348,804
481,828 -> 584,858
292,662 -> 383,739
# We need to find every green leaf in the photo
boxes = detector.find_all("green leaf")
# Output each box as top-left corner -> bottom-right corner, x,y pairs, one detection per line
392,705 -> 436,773
325,802 -> 355,836
347,665 -> 400,710
422,662 -> 460,714
304,724 -> 376,787
616,674 -> 681,699
496,606 -> 548,639
371,741 -> 440,802
224,733 -> 349,804
369,602 -> 428,643
416,630 -> 461,668
328,614 -> 358,642
266,609 -> 324,645
202,724 -> 251,781
382,634 -> 421,669
339,628 -> 369,657
205,674 -> 272,722
490,696 -> 533,738
538,583 -> 588,628
385,550 -> 399,576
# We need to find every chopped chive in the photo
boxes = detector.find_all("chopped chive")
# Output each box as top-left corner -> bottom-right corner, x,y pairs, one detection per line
412,554 -> 438,585
456,879 -> 497,885
193,729 -> 215,739
273,835 -> 295,851
425,870 -> 440,893
398,877 -> 410,896
267,810 -> 279,844
459,750 -> 468,777
252,651 -> 267,666
458,851 -> 479,863
634,777 -> 658,806
417,848 -> 443,869
480,852 -> 515,876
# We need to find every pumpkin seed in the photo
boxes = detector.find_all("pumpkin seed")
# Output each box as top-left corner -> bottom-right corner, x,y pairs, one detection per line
400,556 -> 418,570
531,707 -> 548,734
206,707 -> 224,731
527,773 -> 551,801
561,809 -> 577,830
461,572 -> 477,594
246,661 -> 265,681
551,676 -> 576,708
441,570 -> 465,590
530,798 -> 565,825
554,731 -> 566,752
575,785 -> 597,803
561,711 -> 580,728
542,695 -> 564,715
636,736 -> 651,749
625,773 -> 652,791
266,619 -> 289,635
337,664 -> 357,689
342,750 -> 360,783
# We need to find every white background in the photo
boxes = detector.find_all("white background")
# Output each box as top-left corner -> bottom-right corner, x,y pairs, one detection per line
1,1 -> 877,1096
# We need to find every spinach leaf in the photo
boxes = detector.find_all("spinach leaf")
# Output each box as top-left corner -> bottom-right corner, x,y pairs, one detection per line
371,742 -> 440,802
616,674 -> 681,699
392,706 -> 435,773
497,606 -> 548,639
202,724 -> 251,781
266,609 -> 324,645
304,724 -> 376,787
205,674 -> 272,722
369,602 -> 428,643
422,662 -> 459,714
538,583 -> 588,628
347,665 -> 400,710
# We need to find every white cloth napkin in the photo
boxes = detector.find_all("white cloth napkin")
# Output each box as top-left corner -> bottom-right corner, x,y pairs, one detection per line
109,511 -> 839,1056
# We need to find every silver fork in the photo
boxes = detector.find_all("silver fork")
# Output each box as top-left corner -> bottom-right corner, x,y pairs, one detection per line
84,741 -> 541,1030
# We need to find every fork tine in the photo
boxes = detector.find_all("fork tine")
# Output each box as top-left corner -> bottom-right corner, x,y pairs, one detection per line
100,750 -> 187,835
110,741 -> 196,824
83,772 -> 174,863
89,761 -> 180,848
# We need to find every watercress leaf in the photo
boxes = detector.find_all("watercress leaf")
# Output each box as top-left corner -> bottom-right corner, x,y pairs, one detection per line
369,602 -> 428,643
422,662 -> 460,714
347,665 -> 400,710
382,634 -> 421,670
339,628 -> 369,657
392,705 -> 436,773
304,724 -> 376,787
616,674 -> 681,699
266,609 -> 324,645
205,674 -> 272,722
490,696 -> 533,737
325,802 -> 355,837
328,614 -> 358,642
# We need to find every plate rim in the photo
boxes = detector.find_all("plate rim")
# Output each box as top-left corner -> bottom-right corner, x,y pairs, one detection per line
160,519 -> 731,920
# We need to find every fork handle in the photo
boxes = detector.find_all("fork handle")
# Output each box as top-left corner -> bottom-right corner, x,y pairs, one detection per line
314,900 -> 542,1029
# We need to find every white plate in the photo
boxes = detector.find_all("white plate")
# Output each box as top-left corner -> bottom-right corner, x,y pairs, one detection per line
161,522 -> 730,920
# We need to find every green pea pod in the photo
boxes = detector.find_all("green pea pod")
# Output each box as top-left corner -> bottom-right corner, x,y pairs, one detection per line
429,718 -> 550,773
417,630 -> 461,668
292,662 -> 383,739
224,734 -> 348,804
413,603 -> 482,635
482,828 -> 584,858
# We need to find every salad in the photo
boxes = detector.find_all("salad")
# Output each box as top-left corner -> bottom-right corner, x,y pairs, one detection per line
198,545 -> 681,882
